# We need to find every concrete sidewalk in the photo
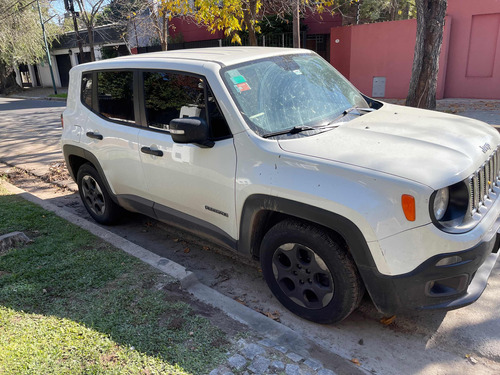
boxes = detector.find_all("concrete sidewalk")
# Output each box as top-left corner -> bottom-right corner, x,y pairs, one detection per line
5,87 -> 68,101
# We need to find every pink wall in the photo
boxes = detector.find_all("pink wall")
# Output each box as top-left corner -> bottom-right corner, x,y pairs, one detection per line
303,12 -> 342,34
170,10 -> 341,44
170,18 -> 224,43
330,0 -> 500,99
330,18 -> 451,99
444,0 -> 500,98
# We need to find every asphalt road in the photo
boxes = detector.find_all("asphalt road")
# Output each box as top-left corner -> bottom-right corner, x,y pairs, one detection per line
1,96 -> 500,374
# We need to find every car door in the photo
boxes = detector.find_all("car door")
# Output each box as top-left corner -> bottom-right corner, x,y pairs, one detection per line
81,70 -> 146,200
137,70 -> 237,245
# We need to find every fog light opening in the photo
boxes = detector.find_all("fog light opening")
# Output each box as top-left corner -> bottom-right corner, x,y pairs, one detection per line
426,274 -> 468,297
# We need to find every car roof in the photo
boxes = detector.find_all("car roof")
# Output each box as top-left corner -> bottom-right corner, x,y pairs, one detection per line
108,47 -> 313,67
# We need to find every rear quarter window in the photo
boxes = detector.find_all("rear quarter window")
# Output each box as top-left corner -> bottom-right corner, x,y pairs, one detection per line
81,72 -> 93,109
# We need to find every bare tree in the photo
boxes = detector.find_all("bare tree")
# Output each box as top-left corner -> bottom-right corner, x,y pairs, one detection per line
73,0 -> 107,61
406,0 -> 447,109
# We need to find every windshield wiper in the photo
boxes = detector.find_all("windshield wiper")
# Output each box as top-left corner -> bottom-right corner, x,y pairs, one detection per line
262,107 -> 375,138
262,125 -> 316,138
325,106 -> 374,127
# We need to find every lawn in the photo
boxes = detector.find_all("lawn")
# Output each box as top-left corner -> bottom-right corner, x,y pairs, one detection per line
0,183 -> 229,374
48,93 -> 68,99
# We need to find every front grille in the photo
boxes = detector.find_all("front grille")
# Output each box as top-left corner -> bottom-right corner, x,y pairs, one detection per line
469,147 -> 500,215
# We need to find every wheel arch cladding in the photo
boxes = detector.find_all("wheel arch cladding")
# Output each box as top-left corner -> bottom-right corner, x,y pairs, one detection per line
63,145 -> 119,205
240,194 -> 377,275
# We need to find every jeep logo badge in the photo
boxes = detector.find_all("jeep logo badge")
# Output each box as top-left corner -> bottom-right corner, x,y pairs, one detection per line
480,143 -> 491,153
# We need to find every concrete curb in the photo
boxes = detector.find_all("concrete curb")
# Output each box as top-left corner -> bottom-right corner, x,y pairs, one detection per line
0,180 -> 323,360
1,95 -> 67,102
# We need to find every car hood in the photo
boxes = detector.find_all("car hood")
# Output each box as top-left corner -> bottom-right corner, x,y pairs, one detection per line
277,103 -> 500,189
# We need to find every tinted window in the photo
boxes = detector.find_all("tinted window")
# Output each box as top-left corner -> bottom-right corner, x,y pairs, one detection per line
81,72 -> 92,108
143,71 -> 206,131
206,85 -> 231,139
97,71 -> 135,123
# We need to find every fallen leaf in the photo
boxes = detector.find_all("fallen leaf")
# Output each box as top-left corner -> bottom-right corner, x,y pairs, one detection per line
173,238 -> 179,242
234,298 -> 247,306
351,358 -> 361,365
264,311 -> 281,321
380,315 -> 396,325
183,248 -> 190,253
465,354 -> 478,364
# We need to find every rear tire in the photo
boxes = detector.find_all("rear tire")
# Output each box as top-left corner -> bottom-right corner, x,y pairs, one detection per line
77,163 -> 121,225
260,219 -> 364,324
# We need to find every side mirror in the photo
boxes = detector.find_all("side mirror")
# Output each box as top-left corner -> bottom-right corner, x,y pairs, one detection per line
169,117 -> 214,148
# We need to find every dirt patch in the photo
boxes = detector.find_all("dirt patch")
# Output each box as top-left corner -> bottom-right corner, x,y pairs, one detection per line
161,281 -> 243,336
44,161 -> 72,183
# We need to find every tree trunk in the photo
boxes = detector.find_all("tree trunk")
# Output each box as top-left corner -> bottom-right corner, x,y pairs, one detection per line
390,0 -> 399,21
405,0 -> 447,109
243,0 -> 258,46
0,61 -> 20,95
292,0 -> 300,48
88,26 -> 96,61
161,15 -> 168,51
71,10 -> 85,62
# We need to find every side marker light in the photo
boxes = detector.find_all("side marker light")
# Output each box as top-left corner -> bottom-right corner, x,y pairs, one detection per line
402,194 -> 416,221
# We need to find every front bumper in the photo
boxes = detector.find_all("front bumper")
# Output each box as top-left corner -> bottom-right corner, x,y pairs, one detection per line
361,218 -> 500,315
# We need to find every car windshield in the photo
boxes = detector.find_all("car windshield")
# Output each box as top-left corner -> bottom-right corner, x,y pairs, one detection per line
222,53 -> 368,137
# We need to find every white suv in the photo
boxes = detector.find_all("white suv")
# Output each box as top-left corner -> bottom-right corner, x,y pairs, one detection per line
61,47 -> 500,323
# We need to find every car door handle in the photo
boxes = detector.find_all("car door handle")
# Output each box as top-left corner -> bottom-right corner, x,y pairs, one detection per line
141,146 -> 163,157
86,132 -> 103,140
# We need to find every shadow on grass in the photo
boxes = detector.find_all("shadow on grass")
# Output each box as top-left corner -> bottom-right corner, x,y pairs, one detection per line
0,190 -> 230,374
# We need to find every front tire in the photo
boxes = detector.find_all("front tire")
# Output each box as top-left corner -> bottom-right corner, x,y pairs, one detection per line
77,163 -> 121,225
260,220 -> 364,324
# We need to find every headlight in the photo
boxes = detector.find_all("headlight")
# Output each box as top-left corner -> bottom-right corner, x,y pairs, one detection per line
430,182 -> 470,232
433,188 -> 449,220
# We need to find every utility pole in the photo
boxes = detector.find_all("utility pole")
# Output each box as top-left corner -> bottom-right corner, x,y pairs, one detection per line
64,0 -> 85,63
36,0 -> 57,95
356,0 -> 361,24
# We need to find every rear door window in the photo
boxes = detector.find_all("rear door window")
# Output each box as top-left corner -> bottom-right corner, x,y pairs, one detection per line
96,71 -> 135,124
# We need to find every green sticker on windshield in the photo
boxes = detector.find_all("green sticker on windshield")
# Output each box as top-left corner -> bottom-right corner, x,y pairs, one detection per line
231,75 -> 246,84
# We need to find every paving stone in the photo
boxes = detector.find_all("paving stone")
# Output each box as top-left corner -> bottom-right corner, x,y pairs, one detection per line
270,360 -> 285,371
285,364 -> 301,375
248,355 -> 271,374
274,344 -> 288,354
304,358 -> 322,371
227,353 -> 247,370
241,343 -> 266,360
222,372 -> 235,375
317,369 -> 337,375
237,338 -> 248,347
209,369 -> 220,375
258,338 -> 276,348
286,352 -> 303,363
